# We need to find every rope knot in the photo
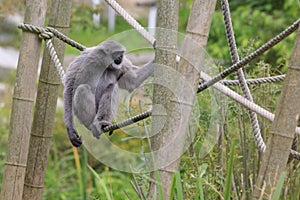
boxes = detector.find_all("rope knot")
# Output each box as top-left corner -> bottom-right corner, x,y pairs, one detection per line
18,23 -> 53,40
39,30 -> 54,40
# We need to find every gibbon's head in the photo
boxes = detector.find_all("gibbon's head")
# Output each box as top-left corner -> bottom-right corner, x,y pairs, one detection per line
92,40 -> 126,70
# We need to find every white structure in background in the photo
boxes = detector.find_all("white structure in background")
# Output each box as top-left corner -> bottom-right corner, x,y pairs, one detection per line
90,0 -> 158,33
108,1 -> 116,32
91,0 -> 115,31
0,47 -> 18,69
92,0 -> 101,27
136,1 -> 157,36
148,5 -> 157,36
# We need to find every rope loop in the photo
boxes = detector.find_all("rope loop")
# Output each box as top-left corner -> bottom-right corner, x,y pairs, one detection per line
18,23 -> 44,34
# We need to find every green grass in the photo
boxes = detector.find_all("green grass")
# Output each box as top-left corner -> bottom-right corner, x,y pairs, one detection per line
170,171 -> 184,200
224,141 -> 236,200
88,165 -> 112,200
273,172 -> 286,200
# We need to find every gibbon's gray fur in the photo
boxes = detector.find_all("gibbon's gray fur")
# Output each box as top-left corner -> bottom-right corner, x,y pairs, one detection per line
64,40 -> 154,147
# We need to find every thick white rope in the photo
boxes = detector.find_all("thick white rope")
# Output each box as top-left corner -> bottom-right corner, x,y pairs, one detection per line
221,0 -> 265,152
198,19 -> 300,92
18,5 -> 300,159
104,0 -> 156,46
45,39 -> 66,82
201,72 -> 300,136
221,74 -> 285,86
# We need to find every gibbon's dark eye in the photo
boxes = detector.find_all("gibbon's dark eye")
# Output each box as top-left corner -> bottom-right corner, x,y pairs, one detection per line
114,55 -> 123,65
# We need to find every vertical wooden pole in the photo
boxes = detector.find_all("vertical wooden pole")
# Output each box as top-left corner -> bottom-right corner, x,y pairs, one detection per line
178,0 -> 217,115
0,1 -> 47,200
149,0 -> 178,199
253,26 -> 300,199
149,0 -> 216,199
22,1 -> 73,199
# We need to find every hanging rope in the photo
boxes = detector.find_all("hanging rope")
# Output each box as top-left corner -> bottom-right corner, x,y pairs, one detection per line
17,22 -> 300,136
104,0 -> 156,46
45,39 -> 66,82
221,0 -> 265,152
200,71 -> 300,136
17,8 -> 300,160
198,18 -> 300,92
18,22 -> 300,132
18,19 -> 300,138
290,150 -> 300,160
18,24 -> 66,82
288,135 -> 299,163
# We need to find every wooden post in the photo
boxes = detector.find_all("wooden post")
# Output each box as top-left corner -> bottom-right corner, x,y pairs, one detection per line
149,0 -> 216,198
253,26 -> 300,199
149,0 -> 178,198
178,0 -> 216,99
0,1 -> 47,200
22,1 -> 73,199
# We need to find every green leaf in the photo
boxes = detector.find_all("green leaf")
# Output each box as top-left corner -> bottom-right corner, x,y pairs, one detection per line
88,165 -> 112,200
224,141 -> 236,200
272,172 -> 286,200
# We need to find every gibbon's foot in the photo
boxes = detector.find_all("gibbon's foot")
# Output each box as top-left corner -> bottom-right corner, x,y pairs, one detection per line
67,127 -> 82,147
89,120 -> 112,139
109,130 -> 114,136
99,120 -> 112,130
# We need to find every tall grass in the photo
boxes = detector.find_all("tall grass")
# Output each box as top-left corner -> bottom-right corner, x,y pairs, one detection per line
224,141 -> 236,200
272,172 -> 286,200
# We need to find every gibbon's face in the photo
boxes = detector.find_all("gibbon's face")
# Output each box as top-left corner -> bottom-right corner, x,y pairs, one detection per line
110,50 -> 124,70
97,40 -> 126,70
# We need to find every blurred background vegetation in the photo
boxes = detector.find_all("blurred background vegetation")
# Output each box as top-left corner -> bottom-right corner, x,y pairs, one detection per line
0,0 -> 299,199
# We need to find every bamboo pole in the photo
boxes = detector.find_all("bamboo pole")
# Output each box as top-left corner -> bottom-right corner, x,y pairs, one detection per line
149,0 -> 179,199
0,1 -> 48,200
149,1 -> 216,198
22,1 -> 73,199
178,0 -> 217,112
253,26 -> 300,199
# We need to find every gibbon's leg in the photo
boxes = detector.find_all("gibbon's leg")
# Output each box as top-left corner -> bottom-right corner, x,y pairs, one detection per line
73,84 -> 102,138
94,83 -> 117,137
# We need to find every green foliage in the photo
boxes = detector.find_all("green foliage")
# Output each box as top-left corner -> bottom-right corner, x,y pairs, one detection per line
43,144 -> 138,199
43,148 -> 80,199
88,170 -> 138,199
88,165 -> 112,200
208,1 -> 298,69
0,0 -> 25,14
